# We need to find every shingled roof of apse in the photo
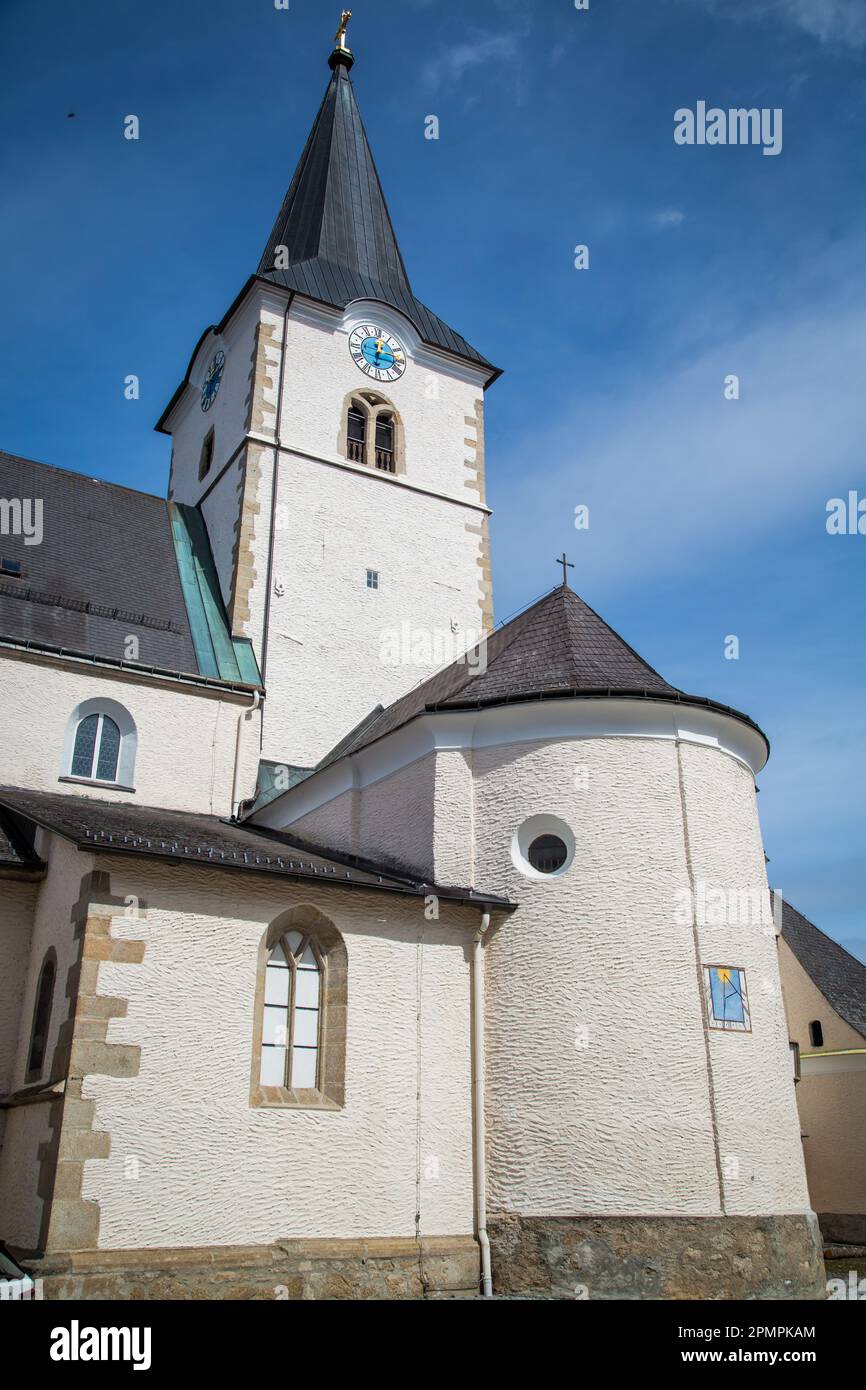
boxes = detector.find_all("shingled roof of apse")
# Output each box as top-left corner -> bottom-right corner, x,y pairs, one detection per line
317,586 -> 699,767
0,451 -> 198,672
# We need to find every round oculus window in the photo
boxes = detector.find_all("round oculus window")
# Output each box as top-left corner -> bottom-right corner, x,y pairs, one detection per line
527,834 -> 568,875
511,814 -> 575,880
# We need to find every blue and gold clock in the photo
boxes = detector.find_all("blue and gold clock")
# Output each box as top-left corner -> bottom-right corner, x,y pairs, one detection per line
349,325 -> 406,383
201,350 -> 226,412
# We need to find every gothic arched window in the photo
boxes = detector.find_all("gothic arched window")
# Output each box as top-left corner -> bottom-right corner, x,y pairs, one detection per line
252,907 -> 347,1109
26,952 -> 56,1081
261,931 -> 323,1089
62,699 -> 138,789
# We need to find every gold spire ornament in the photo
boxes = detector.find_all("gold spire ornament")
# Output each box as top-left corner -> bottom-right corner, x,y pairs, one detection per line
334,10 -> 352,50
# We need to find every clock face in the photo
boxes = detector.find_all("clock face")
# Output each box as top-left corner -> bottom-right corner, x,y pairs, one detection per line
349,325 -> 406,382
201,350 -> 226,412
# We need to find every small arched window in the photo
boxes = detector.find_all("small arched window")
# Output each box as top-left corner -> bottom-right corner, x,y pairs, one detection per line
809,1020 -> 824,1048
375,413 -> 395,473
253,907 -> 347,1109
26,953 -> 56,1081
62,698 -> 137,789
347,401 -> 367,464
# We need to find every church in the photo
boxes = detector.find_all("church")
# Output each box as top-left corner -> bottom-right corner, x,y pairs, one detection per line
0,20 -> 861,1300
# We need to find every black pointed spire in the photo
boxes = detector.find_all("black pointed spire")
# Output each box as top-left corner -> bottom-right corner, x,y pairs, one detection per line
258,48 -> 410,297
256,29 -> 497,378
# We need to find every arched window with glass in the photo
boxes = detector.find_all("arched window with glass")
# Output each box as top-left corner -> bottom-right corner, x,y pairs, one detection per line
253,907 -> 347,1110
71,712 -> 122,782
62,698 -> 137,789
261,931 -> 323,1090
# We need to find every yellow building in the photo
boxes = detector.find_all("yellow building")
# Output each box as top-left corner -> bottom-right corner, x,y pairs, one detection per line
779,897 -> 866,1245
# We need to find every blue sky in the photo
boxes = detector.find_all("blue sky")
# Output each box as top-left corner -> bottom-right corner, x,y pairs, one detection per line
1,0 -> 864,960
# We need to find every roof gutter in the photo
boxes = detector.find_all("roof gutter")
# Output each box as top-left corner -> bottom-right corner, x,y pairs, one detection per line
0,633 -> 263,697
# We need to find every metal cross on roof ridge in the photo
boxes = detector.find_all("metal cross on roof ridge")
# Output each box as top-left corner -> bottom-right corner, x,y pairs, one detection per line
556,553 -> 574,587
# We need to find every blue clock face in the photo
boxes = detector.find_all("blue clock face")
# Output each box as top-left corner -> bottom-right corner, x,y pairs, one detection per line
201,350 -> 226,412
349,325 -> 406,382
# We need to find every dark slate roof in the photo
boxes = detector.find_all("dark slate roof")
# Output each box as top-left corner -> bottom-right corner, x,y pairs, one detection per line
0,787 -> 513,910
256,54 -> 495,378
316,585 -> 767,769
0,805 -> 43,873
777,894 -> 866,1041
0,452 -> 197,672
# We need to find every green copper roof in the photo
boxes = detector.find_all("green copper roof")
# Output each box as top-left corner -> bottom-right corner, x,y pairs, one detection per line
169,502 -> 262,687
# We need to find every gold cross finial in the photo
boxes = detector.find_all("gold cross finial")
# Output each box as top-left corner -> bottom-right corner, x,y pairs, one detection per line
335,9 -> 352,49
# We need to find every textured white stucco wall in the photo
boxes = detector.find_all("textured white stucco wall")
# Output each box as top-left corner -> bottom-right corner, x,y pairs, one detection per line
0,877 -> 38,1163
167,293 -> 264,510
199,454 -> 245,611
290,755 -> 437,878
679,742 -> 812,1215
0,836 -> 94,1248
160,285 -> 492,771
0,880 -> 37,1094
0,652 -> 261,816
472,734 -> 809,1219
475,736 -> 720,1216
77,856 -> 475,1250
278,302 -> 485,502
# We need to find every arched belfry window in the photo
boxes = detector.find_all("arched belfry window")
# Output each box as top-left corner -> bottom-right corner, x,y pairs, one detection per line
375,413 -> 395,473
347,401 -> 367,464
26,951 -> 57,1081
62,698 -> 137,789
252,906 -> 347,1110
340,391 -> 404,475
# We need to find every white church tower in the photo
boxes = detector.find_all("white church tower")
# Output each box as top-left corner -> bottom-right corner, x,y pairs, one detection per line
157,30 -> 497,771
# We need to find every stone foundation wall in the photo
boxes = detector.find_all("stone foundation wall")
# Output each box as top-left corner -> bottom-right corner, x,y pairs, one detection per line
487,1214 -> 827,1300
26,1235 -> 480,1301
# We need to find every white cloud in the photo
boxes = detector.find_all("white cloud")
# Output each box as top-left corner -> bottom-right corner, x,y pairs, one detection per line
684,0 -> 866,50
494,252 -> 866,590
771,0 -> 866,47
651,208 -> 686,229
421,28 -> 527,92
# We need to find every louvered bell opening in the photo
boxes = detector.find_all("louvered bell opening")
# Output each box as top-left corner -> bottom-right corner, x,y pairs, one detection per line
375,414 -> 395,473
347,405 -> 366,463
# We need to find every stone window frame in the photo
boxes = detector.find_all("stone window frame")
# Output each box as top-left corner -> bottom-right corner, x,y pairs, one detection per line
338,389 -> 405,475
250,905 -> 347,1111
25,947 -> 58,1083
